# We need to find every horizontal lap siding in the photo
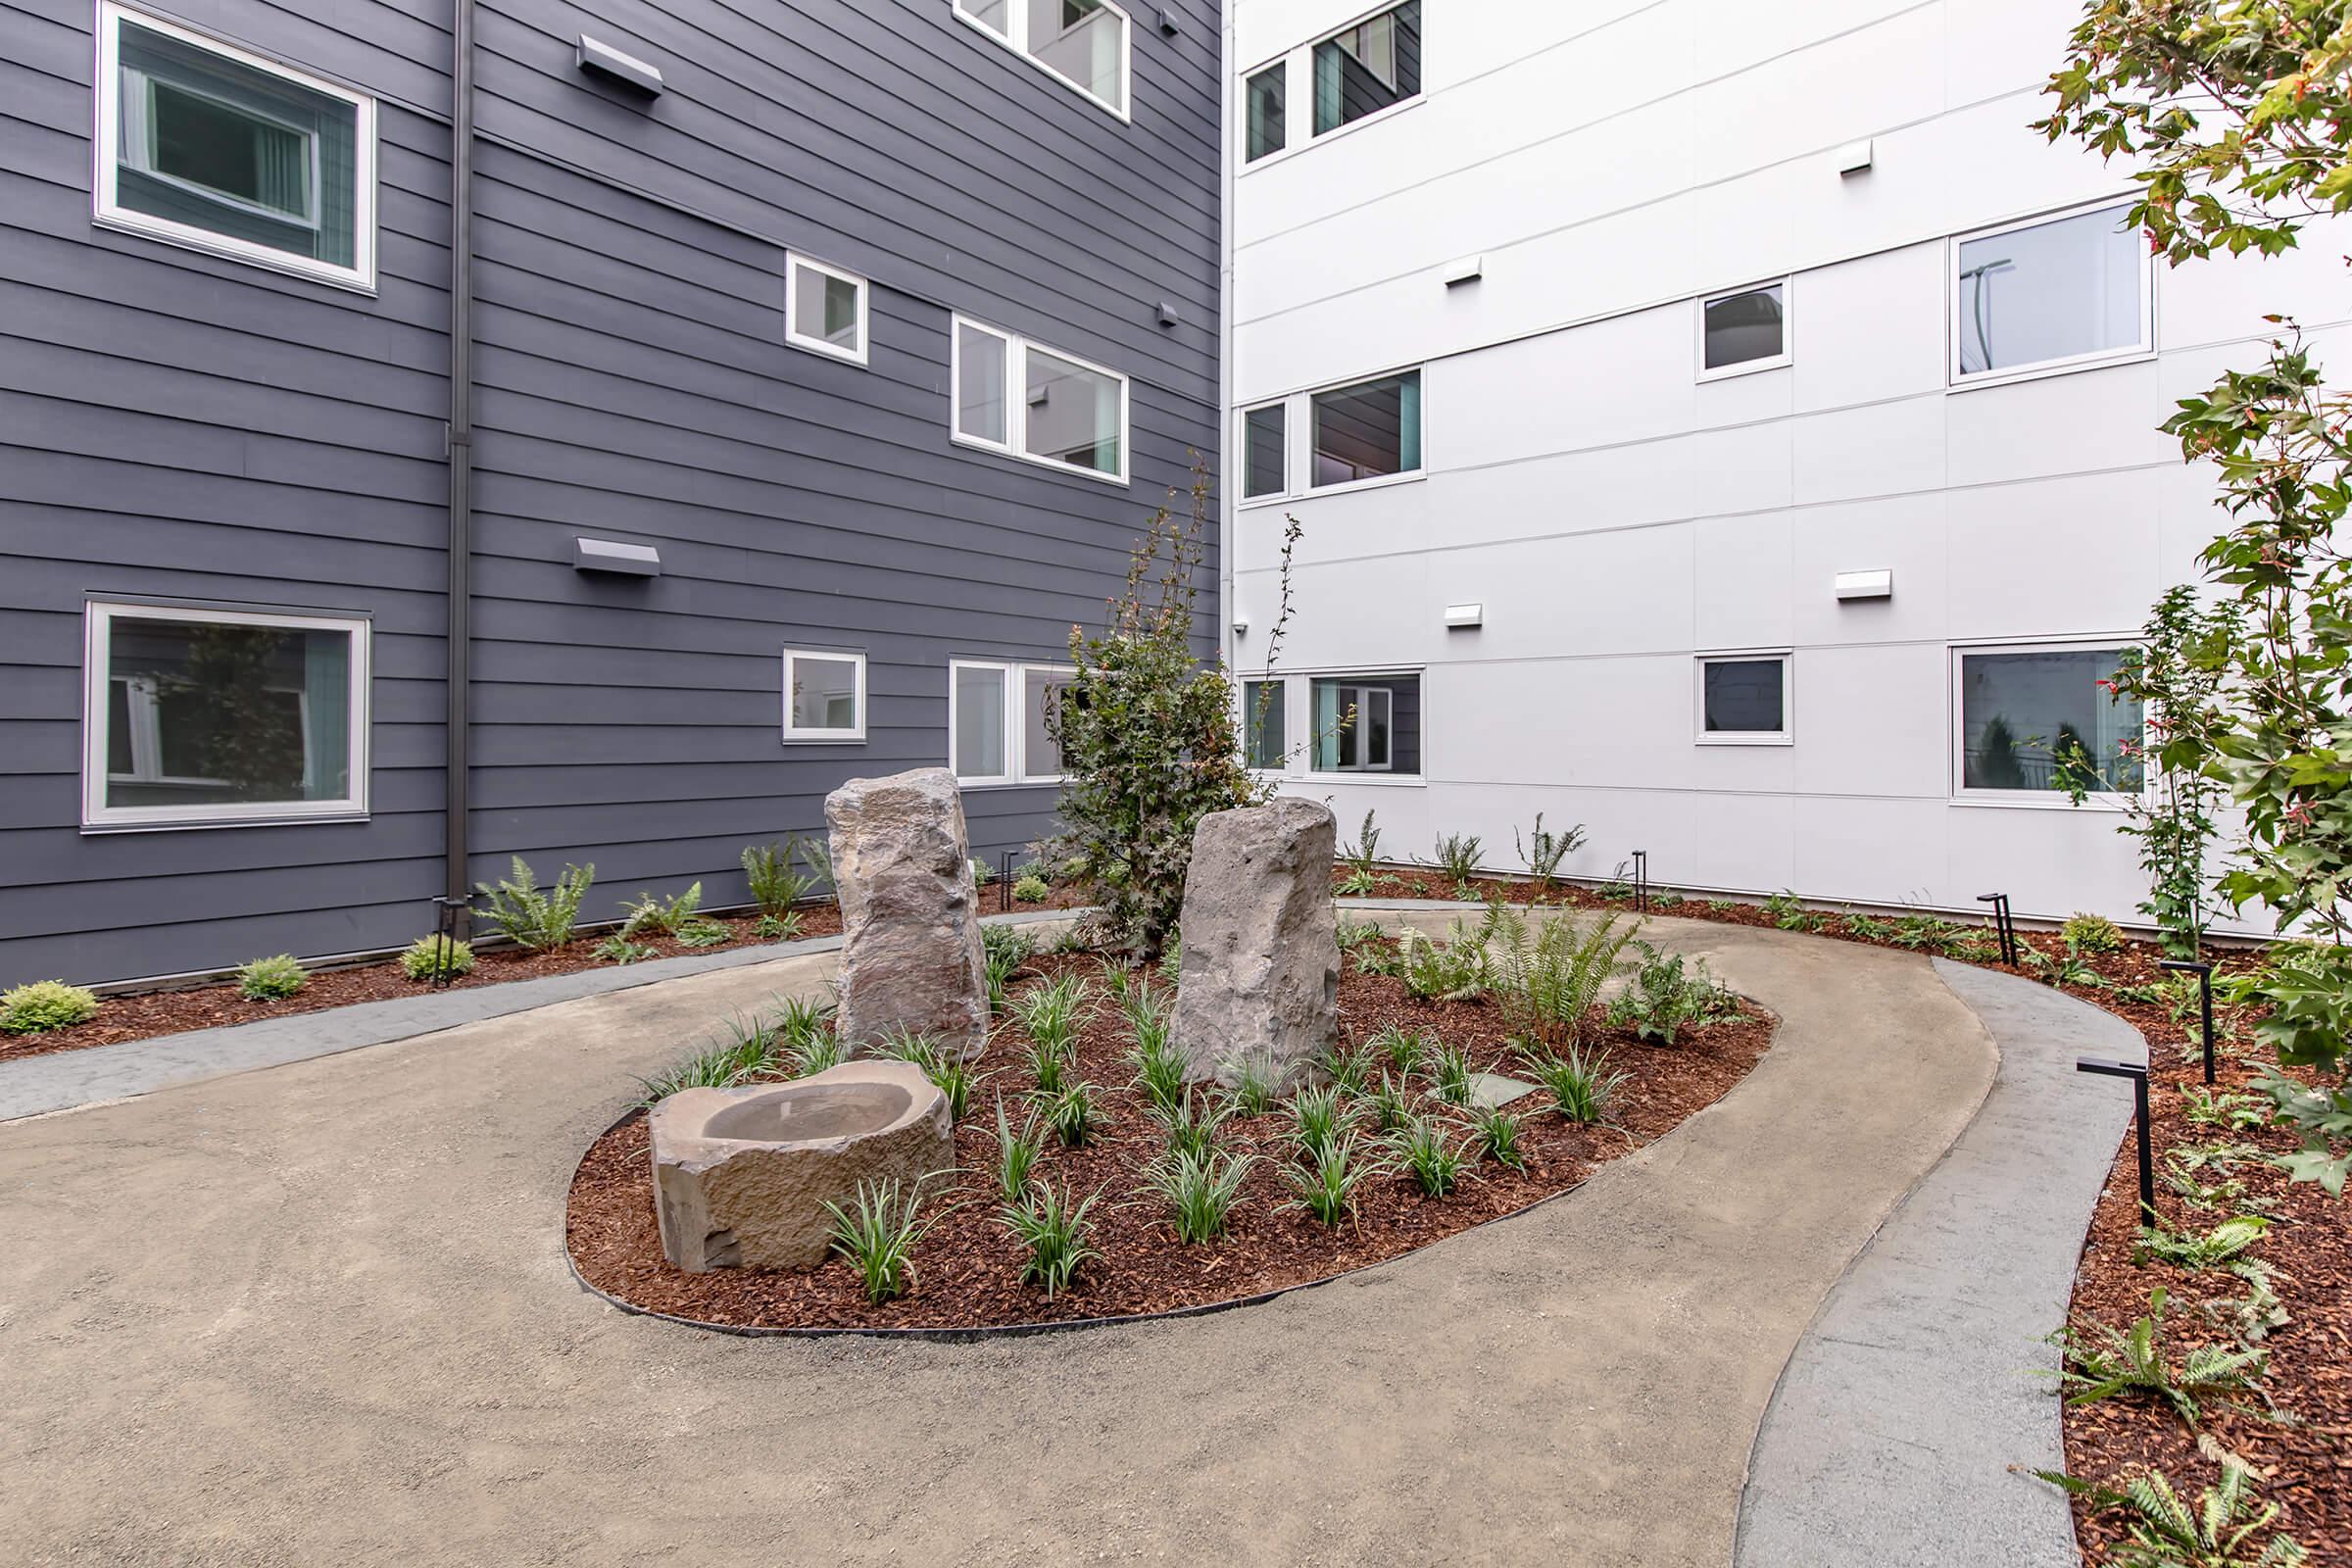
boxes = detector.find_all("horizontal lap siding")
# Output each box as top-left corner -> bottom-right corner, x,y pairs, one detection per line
0,0 -> 454,983
0,0 -> 1221,986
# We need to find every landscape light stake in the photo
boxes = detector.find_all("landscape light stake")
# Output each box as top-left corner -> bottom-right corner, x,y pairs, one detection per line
1632,850 -> 1648,912
2159,958 -> 2217,1086
1000,851 -> 1013,913
1976,893 -> 2018,966
430,894 -> 471,990
2077,1055 -> 2155,1220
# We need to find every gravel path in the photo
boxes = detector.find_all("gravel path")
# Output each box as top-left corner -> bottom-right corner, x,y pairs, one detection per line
0,909 -> 2004,1566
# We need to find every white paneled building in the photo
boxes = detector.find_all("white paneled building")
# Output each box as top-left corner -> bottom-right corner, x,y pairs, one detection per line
1220,0 -> 2348,929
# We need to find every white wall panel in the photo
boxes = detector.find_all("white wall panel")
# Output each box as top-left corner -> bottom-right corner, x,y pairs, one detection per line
1944,470 -> 2164,641
1791,394 -> 1946,505
1693,511 -> 1795,650
1791,244 -> 1948,413
1790,642 -> 1950,799
1945,361 -> 2175,488
1792,794 -> 1951,906
1788,492 -> 1950,647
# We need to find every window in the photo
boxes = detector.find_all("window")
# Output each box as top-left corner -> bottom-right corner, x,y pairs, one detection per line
1954,644 -> 2143,798
784,256 -> 868,365
1245,63 -> 1286,161
1699,281 -> 1788,378
1696,655 -> 1790,744
1242,403 -> 1286,499
1312,369 -> 1421,488
1309,673 -> 1421,776
951,316 -> 1129,483
1244,678 -> 1287,768
951,660 -> 1073,783
782,650 -> 866,741
83,601 -> 368,829
94,3 -> 374,290
952,0 -> 1131,120
1313,1 -> 1420,135
1952,202 -> 2150,383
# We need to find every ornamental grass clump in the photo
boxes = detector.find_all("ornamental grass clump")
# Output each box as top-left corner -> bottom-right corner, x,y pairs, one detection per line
632,1008 -> 781,1107
1418,1036 -> 1478,1106
980,924 -> 1033,1010
235,954 -> 307,1001
822,1177 -> 945,1304
1284,1131 -> 1384,1227
474,857 -> 593,952
1038,1079 -> 1103,1148
1000,1180 -> 1102,1299
1152,1088 -> 1229,1162
873,1030 -> 978,1120
1127,1030 -> 1188,1117
400,934 -> 475,983
1144,1148 -> 1254,1244
1286,1084 -> 1353,1162
1009,974 -> 1092,1056
1467,1103 -> 1528,1169
1317,1040 -> 1374,1096
1364,1070 -> 1412,1134
0,979 -> 99,1035
1390,1113 -> 1469,1198
992,1098 -> 1048,1200
1525,1044 -> 1626,1126
1221,1054 -> 1278,1117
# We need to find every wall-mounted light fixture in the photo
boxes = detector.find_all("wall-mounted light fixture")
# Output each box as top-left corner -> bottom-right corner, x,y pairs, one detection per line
1834,568 -> 1892,601
1443,603 -> 1484,628
1232,613 -> 1250,638
577,35 -> 664,95
573,538 -> 662,576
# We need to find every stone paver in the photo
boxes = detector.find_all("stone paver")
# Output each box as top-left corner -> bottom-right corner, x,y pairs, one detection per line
0,908 -> 2007,1566
1735,958 -> 2146,1567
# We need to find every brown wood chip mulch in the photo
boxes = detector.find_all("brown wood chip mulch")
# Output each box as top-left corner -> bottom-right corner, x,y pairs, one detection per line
564,946 -> 1774,1332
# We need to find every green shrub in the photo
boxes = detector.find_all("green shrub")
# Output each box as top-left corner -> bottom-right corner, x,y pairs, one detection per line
0,979 -> 100,1035
1609,946 -> 1738,1046
741,842 -> 818,918
475,857 -> 593,952
232,954 -> 306,1001
822,1178 -> 943,1303
1012,873 -> 1051,905
970,858 -> 997,886
400,934 -> 475,982
1000,1180 -> 1102,1299
2063,911 -> 2126,955
1143,1148 -> 1253,1243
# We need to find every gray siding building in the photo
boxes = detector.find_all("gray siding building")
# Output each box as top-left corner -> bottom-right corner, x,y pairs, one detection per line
2,0 -> 1224,985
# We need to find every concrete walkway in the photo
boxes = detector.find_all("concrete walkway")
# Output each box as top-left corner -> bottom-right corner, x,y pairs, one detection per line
1735,959 -> 2144,1567
0,909 -> 2037,1566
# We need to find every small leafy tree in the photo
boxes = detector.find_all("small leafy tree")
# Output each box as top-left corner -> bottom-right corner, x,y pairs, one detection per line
2040,0 -> 2352,1188
1045,464 -> 1279,960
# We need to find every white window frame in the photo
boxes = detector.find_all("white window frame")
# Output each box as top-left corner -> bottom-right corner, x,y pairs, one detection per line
951,0 -> 1133,122
93,1 -> 377,293
1240,674 -> 1294,773
949,314 -> 1130,486
1948,636 -> 2144,808
1235,0 -> 1426,173
81,599 -> 370,831
1300,668 -> 1426,786
1238,364 -> 1426,507
780,648 -> 867,743
1693,651 -> 1792,746
782,255 -> 870,367
949,658 -> 1074,786
1946,198 -> 2154,391
1695,278 -> 1792,382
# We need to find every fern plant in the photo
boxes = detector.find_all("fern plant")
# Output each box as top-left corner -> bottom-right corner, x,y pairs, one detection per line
2053,1288 -> 2270,1426
619,881 -> 707,941
235,954 -> 307,1001
790,833 -> 833,891
475,857 -> 593,952
1514,812 -> 1586,893
1487,906 -> 1642,1051
2137,1215 -> 2271,1272
1428,832 -> 1485,897
740,842 -> 817,918
2036,1458 -> 2309,1568
1396,923 -> 1489,1003
400,934 -> 474,982
1609,946 -> 1737,1046
592,936 -> 658,966
1000,1180 -> 1102,1299
1340,808 -> 1383,890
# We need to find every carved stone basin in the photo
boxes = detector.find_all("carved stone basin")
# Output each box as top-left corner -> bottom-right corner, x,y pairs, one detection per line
647,1060 -> 951,1273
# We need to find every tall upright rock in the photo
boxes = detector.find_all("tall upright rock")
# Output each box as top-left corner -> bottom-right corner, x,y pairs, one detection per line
1169,797 -> 1340,1090
825,766 -> 989,1060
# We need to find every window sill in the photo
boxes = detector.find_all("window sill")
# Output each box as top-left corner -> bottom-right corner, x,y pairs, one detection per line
783,333 -> 868,368
81,809 -> 369,835
1299,771 -> 1427,788
1945,346 -> 2153,395
1240,93 -> 1426,174
1947,791 -> 2135,812
1695,733 -> 1792,748
1696,354 -> 1791,384
951,431 -> 1129,487
956,776 -> 1061,791
1245,468 -> 1427,508
781,733 -> 867,746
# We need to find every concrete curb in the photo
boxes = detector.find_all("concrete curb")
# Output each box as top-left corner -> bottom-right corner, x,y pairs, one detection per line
0,908 -> 1083,1123
1732,958 -> 2145,1568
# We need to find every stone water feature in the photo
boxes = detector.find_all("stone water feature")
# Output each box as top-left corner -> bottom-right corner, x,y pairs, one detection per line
1168,797 -> 1341,1091
825,765 -> 990,1061
649,1059 -> 953,1272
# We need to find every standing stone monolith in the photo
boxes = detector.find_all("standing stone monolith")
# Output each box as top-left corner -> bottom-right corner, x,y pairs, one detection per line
826,766 -> 989,1060
1169,797 -> 1340,1090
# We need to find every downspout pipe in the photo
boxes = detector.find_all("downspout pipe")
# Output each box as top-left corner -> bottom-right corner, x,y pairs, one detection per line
444,0 -> 474,914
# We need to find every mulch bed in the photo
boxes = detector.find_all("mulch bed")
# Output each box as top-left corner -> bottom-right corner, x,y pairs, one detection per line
0,882 -> 1089,1066
565,943 -> 1774,1331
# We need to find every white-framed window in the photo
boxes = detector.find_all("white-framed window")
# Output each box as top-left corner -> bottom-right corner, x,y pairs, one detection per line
781,649 -> 866,742
1951,640 -> 2144,803
1237,0 -> 1422,168
950,315 -> 1129,484
1694,652 -> 1791,745
1242,676 -> 1288,769
1306,671 -> 1422,778
1697,279 -> 1790,380
784,255 -> 869,366
952,0 -> 1131,121
1239,367 -> 1423,504
950,659 -> 1074,784
93,1 -> 376,291
1950,200 -> 2152,386
82,600 -> 369,831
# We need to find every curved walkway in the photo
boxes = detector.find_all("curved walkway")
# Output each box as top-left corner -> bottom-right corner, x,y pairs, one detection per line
1735,959 -> 2144,1567
0,907 -> 2067,1566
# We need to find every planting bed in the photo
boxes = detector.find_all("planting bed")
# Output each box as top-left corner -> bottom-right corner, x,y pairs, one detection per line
565,934 -> 1774,1332
0,883 -> 1088,1066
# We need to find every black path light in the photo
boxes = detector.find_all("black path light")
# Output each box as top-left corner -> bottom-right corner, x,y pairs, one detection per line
999,850 -> 1014,913
2077,1055 -> 2156,1220
1631,850 -> 1648,912
430,894 -> 471,990
2159,958 -> 2218,1086
1976,893 -> 2019,966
